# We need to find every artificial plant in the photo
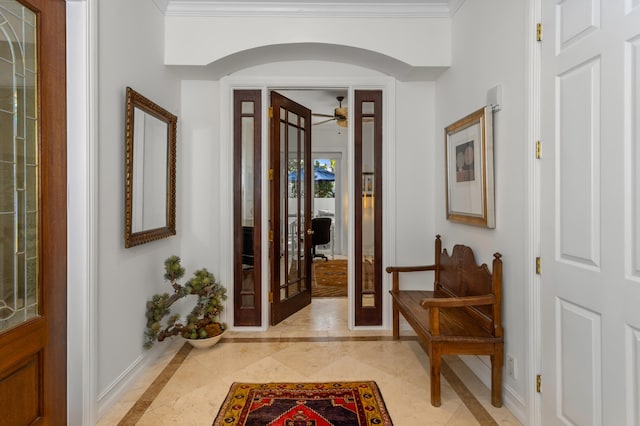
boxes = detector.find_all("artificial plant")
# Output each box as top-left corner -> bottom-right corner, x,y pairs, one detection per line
144,255 -> 227,349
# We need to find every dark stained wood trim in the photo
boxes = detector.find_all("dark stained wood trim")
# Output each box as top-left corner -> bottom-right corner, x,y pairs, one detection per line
354,90 -> 383,326
39,0 -> 67,423
10,0 -> 71,422
233,90 -> 262,326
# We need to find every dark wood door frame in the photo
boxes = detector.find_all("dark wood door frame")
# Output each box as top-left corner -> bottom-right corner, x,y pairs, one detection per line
233,90 -> 262,326
0,0 -> 67,423
354,90 -> 383,326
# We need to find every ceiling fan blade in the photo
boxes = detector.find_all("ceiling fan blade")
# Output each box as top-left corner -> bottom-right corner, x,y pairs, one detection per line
313,118 -> 336,125
312,113 -> 335,118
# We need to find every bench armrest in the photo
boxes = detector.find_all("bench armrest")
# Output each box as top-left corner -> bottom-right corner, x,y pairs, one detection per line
386,264 -> 436,274
420,294 -> 496,309
386,264 -> 436,292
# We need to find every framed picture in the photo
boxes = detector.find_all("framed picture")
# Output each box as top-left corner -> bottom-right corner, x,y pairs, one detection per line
362,172 -> 374,209
362,172 -> 374,195
445,106 -> 495,228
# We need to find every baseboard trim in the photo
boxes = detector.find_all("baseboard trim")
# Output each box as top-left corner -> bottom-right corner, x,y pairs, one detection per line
460,355 -> 527,423
96,342 -> 180,419
97,354 -> 145,419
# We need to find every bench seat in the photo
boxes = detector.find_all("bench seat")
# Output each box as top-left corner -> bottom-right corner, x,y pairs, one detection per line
386,235 -> 504,407
392,290 -> 502,344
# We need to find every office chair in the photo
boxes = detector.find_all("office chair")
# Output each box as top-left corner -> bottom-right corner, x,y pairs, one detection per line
241,226 -> 254,266
311,217 -> 331,261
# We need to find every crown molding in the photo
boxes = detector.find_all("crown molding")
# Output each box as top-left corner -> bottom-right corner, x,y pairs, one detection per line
153,0 -> 171,12
164,1 -> 451,18
448,0 -> 465,16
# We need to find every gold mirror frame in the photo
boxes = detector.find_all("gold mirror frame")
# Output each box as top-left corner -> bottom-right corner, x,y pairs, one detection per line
124,87 -> 177,248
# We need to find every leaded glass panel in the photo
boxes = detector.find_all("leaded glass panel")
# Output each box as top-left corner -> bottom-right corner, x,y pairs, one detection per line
0,3 -> 38,333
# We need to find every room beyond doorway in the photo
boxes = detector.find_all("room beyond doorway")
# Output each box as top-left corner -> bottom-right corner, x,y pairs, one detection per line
312,257 -> 348,298
279,89 -> 350,310
225,77 -> 393,332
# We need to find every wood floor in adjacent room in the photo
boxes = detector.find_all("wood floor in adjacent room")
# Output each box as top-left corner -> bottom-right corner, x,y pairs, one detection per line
98,298 -> 522,425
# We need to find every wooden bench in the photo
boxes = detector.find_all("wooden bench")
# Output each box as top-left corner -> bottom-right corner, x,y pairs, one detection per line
386,235 -> 504,407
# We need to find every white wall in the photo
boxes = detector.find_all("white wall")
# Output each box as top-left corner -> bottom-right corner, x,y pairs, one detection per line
435,0 -> 528,420
87,2 -> 532,422
95,0 -> 183,414
165,16 -> 451,71
178,81 -> 221,276
390,81 -> 437,286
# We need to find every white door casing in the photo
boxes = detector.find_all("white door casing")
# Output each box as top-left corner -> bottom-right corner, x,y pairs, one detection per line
540,2 -> 640,425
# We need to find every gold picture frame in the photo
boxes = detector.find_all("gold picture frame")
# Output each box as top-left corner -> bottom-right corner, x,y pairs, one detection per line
445,106 -> 495,228
124,87 -> 177,248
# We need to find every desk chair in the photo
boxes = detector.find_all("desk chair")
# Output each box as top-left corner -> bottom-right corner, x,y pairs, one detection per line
311,217 -> 331,261
241,226 -> 254,266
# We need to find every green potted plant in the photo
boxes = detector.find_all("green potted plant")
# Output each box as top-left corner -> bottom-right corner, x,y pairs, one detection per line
144,255 -> 227,349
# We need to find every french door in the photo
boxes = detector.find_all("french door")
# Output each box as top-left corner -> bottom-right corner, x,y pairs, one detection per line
269,91 -> 313,325
539,2 -> 640,424
354,90 -> 383,326
0,0 -> 67,423
233,90 -> 262,326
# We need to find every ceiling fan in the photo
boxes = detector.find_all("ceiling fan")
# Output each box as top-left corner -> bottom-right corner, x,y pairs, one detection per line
313,96 -> 348,128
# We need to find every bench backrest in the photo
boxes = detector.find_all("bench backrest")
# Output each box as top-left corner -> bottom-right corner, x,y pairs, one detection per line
433,235 -> 503,337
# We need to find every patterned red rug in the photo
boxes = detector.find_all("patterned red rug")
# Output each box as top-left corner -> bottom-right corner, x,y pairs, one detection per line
213,381 -> 393,425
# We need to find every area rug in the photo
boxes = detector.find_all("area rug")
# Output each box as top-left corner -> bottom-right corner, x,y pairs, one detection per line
213,381 -> 393,426
312,259 -> 348,298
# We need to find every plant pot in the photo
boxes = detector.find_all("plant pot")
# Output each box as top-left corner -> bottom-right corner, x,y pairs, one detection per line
184,331 -> 225,349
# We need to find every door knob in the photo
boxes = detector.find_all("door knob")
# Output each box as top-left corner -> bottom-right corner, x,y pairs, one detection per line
307,228 -> 314,236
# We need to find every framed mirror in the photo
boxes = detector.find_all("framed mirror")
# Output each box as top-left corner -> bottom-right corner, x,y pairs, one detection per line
124,87 -> 177,248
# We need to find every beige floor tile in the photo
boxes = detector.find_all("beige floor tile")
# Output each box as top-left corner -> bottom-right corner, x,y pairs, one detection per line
100,299 -> 522,426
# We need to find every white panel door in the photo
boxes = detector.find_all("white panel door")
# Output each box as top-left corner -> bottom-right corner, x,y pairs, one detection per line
540,2 -> 640,425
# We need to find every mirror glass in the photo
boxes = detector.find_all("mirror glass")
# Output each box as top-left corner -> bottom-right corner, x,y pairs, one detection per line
125,87 -> 177,248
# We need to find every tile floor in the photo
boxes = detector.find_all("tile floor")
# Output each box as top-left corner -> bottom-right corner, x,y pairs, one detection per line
98,298 -> 522,425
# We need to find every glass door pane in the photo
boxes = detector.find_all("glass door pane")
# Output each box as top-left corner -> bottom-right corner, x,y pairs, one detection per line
283,111 -> 307,300
0,4 -> 39,332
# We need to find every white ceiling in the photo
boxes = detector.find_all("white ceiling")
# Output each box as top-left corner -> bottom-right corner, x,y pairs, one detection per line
277,89 -> 348,124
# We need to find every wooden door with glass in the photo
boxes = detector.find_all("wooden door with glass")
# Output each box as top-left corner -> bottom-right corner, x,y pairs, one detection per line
269,91 -> 313,325
0,0 -> 67,423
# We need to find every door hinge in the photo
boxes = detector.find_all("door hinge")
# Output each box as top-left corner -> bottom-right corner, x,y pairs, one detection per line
268,106 -> 273,118
536,141 -> 542,159
536,374 -> 541,393
268,230 -> 273,242
536,23 -> 543,42
268,168 -> 274,181
536,257 -> 541,274
269,292 -> 273,303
